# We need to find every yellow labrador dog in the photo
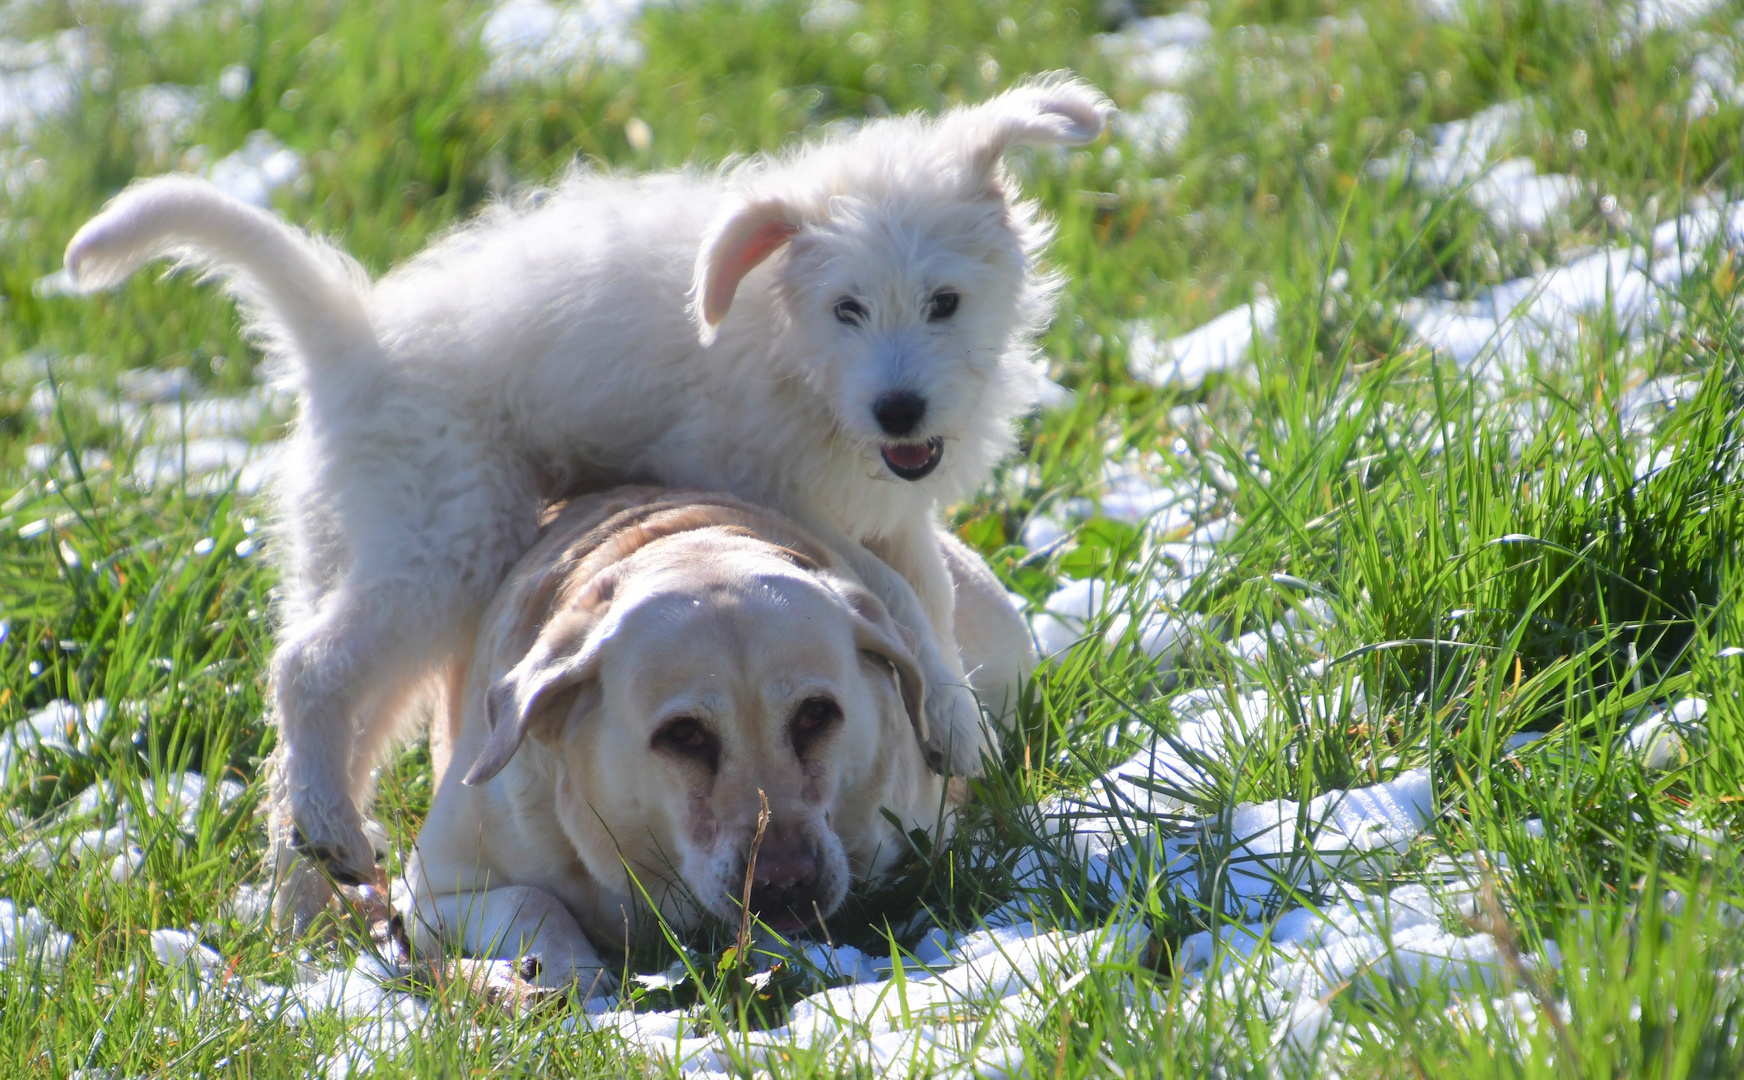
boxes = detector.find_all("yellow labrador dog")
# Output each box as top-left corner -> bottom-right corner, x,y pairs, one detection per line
406,488 -> 1029,990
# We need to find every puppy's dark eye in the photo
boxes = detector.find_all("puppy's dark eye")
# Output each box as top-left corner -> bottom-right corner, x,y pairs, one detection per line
653,718 -> 719,770
926,290 -> 959,322
789,696 -> 842,755
834,297 -> 869,326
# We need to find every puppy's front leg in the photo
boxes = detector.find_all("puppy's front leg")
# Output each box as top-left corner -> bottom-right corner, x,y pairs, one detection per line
791,511 -> 989,775
864,517 -> 997,773
937,525 -> 1037,728
419,885 -> 614,995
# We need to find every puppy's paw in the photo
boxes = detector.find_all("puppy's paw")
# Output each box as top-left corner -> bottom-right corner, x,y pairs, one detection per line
287,803 -> 378,886
922,679 -> 993,777
270,852 -> 336,935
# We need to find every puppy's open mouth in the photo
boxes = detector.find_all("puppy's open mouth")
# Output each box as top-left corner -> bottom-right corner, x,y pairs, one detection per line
880,437 -> 944,481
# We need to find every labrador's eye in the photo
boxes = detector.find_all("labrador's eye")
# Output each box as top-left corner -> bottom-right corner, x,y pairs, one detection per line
834,297 -> 869,326
926,290 -> 959,321
789,697 -> 842,755
653,718 -> 720,770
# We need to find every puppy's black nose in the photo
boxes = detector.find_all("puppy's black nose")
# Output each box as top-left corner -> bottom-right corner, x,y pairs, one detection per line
872,392 -> 927,437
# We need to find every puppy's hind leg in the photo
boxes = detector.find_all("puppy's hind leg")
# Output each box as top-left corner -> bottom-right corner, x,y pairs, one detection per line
268,634 -> 469,931
266,731 -> 334,934
272,583 -> 449,885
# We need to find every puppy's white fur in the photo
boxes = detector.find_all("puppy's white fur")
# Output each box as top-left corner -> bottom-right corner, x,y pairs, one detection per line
407,488 -> 953,991
62,75 -> 1103,889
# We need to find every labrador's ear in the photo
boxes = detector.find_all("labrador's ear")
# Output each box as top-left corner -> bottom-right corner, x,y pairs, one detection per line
463,626 -> 604,787
843,589 -> 928,749
691,198 -> 800,343
943,73 -> 1112,195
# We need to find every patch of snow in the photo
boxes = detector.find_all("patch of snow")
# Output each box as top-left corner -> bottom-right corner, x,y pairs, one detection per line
0,698 -> 108,776
204,129 -> 304,208
216,64 -> 250,102
1126,298 -> 1277,388
0,30 -> 90,138
1116,90 -> 1190,158
1413,0 -> 1468,21
122,83 -> 204,165
1020,512 -> 1070,552
220,884 -> 271,925
0,899 -> 71,969
480,0 -> 650,87
137,388 -> 286,440
150,928 -> 225,979
1096,12 -> 1214,89
1405,200 -> 1744,382
1625,697 -> 1708,770
1687,34 -> 1744,115
1379,101 -> 1582,232
71,769 -> 247,829
1032,373 -> 1073,410
1466,158 -> 1586,233
0,145 -> 47,198
799,0 -> 860,33
111,0 -> 209,36
1628,0 -> 1728,33
117,365 -> 196,403
578,921 -> 1151,1076
1380,100 -> 1585,234
128,437 -> 282,494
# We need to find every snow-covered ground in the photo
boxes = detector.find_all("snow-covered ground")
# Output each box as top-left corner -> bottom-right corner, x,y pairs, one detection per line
4,0 -> 1742,1074
477,0 -> 653,86
10,679 -> 1702,1075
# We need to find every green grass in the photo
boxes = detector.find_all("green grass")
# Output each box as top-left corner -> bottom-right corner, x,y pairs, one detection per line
4,0 -> 1744,1075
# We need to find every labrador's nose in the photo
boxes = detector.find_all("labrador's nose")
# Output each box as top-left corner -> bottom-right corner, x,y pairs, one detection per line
872,391 -> 927,437
743,842 -> 825,930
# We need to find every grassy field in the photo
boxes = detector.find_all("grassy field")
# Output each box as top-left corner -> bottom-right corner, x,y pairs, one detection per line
3,0 -> 1744,1075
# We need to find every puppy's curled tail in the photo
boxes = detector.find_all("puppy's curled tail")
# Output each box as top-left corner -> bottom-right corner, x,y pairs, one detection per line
62,175 -> 376,370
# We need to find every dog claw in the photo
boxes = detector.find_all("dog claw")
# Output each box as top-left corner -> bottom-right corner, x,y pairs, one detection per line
289,825 -> 377,886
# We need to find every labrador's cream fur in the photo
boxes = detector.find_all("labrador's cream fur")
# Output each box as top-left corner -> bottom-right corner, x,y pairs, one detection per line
61,75 -> 1104,894
406,488 -> 971,991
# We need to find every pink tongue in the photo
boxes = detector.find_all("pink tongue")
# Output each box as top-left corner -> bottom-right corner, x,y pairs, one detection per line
884,443 -> 934,469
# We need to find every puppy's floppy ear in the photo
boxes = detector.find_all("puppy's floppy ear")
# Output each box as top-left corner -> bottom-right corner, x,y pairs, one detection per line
691,198 -> 799,342
463,626 -> 605,786
947,73 -> 1113,193
842,587 -> 928,748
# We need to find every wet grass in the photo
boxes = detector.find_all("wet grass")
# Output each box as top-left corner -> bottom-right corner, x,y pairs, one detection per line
2,0 -> 1744,1075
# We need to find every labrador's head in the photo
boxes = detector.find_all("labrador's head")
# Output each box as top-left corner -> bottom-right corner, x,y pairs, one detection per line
464,523 -> 945,933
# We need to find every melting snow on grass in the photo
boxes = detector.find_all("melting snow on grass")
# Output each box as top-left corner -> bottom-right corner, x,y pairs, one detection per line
4,3 -> 1741,1072
1125,297 -> 1277,389
1404,199 -> 1744,383
14,351 -> 289,495
479,0 -> 651,86
0,30 -> 90,139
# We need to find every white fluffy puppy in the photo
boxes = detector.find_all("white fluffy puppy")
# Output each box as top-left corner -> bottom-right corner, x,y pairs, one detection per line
61,75 -> 1102,887
408,488 -> 953,991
